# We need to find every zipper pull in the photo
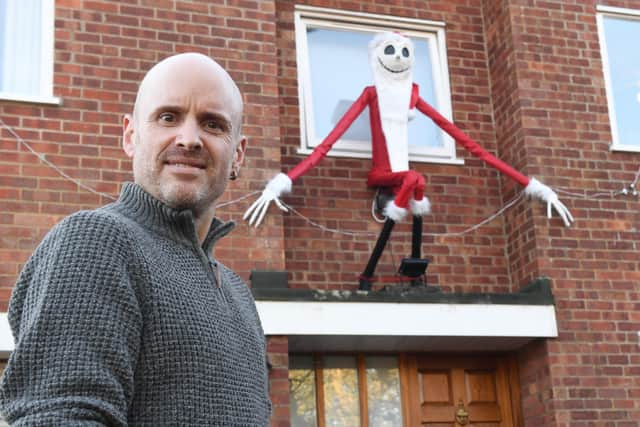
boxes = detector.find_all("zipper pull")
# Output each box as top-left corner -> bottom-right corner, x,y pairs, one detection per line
211,261 -> 229,305
210,260 -> 221,288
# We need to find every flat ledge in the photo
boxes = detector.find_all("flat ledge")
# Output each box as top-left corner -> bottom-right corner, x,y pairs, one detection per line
252,277 -> 554,305
0,92 -> 61,106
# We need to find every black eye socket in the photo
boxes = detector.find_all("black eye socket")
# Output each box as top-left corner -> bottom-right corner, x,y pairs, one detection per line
384,45 -> 395,55
402,47 -> 410,58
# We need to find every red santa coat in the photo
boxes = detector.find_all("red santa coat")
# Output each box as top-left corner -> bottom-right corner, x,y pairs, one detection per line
287,84 -> 530,210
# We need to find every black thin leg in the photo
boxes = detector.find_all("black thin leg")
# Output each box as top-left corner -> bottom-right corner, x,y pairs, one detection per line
411,215 -> 422,258
359,218 -> 395,290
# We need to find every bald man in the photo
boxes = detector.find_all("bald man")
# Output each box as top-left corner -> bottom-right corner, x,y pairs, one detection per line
0,53 -> 271,425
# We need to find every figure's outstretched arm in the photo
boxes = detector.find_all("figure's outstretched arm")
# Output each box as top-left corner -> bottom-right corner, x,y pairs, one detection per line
245,88 -> 373,227
415,97 -> 573,226
415,97 -> 529,186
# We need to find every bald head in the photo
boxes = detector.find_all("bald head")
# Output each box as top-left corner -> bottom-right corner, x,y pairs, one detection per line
122,52 -> 248,228
133,53 -> 244,137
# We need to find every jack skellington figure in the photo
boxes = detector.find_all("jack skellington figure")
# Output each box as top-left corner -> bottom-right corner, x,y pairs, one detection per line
245,32 -> 573,290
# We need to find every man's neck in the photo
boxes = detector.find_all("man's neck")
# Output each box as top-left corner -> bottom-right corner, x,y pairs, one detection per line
194,207 -> 216,245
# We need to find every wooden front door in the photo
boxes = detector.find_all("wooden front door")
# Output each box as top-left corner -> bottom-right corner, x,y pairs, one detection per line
401,354 -> 522,427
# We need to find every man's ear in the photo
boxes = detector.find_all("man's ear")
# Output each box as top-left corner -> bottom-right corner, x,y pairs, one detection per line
122,114 -> 135,158
233,136 -> 247,172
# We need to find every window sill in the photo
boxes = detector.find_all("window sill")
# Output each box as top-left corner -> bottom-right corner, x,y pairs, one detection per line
296,147 -> 466,165
0,92 -> 61,106
610,144 -> 640,153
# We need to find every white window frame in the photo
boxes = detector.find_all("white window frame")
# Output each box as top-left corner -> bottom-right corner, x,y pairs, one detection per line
596,5 -> 640,153
0,0 -> 60,105
294,5 -> 461,165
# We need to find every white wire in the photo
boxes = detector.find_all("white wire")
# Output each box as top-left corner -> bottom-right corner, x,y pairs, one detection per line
284,191 -> 526,238
1,118 -> 119,201
553,165 -> 640,199
0,119 -> 266,209
3,118 -> 638,238
285,204 -> 377,237
631,167 -> 640,188
554,188 -> 624,199
216,191 -> 261,208
424,192 -> 525,237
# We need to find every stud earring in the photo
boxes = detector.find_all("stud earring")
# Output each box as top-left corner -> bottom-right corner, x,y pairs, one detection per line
229,169 -> 238,181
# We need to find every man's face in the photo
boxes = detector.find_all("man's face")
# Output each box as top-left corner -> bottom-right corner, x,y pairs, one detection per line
123,54 -> 245,215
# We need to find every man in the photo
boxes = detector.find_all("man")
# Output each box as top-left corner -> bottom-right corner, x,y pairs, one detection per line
0,53 -> 271,425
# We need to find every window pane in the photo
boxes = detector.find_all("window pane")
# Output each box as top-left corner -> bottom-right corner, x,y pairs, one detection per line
366,356 -> 403,427
323,355 -> 360,427
307,27 -> 443,149
602,15 -> 640,147
0,0 -> 5,85
0,0 -> 44,96
289,355 -> 318,427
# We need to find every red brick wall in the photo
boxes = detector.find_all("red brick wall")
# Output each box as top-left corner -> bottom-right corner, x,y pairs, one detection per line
483,0 -> 640,425
266,336 -> 290,427
276,0 -> 513,293
0,0 -> 286,310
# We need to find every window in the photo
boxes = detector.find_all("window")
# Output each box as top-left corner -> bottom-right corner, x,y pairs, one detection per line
0,0 -> 59,104
597,5 -> 640,152
294,6 -> 460,164
289,354 -> 403,427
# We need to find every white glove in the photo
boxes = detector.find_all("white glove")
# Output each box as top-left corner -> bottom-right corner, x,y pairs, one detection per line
244,172 -> 292,227
524,177 -> 574,227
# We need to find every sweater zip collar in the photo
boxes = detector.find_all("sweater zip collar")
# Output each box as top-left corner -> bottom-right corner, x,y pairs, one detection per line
114,182 -> 236,252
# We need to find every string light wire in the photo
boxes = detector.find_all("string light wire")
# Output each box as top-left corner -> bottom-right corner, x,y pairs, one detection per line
2,119 -> 638,238
1,118 -> 118,201
0,118 -> 261,209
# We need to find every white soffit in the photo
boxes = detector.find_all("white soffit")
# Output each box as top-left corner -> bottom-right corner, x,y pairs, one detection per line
0,313 -> 12,357
256,301 -> 557,352
0,303 -> 559,356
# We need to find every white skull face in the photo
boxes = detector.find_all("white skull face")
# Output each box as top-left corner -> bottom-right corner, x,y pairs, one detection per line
374,35 -> 414,75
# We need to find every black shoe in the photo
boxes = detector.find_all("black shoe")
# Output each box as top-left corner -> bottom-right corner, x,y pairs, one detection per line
359,277 -> 373,291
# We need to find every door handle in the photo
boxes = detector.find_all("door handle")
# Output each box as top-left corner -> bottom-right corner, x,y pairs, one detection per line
455,400 -> 469,426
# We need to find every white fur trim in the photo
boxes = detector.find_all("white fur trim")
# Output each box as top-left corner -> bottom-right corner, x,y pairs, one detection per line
383,200 -> 408,222
410,197 -> 431,216
265,172 -> 292,197
524,177 -> 557,203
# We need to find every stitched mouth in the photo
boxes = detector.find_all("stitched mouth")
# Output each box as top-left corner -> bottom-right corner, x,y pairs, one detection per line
378,58 -> 409,74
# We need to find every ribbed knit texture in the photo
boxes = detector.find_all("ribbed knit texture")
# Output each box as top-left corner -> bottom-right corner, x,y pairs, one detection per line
0,183 -> 271,426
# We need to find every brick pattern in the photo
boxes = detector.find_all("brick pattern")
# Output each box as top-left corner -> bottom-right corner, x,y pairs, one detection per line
276,0 -> 513,293
483,0 -> 640,425
482,0 -> 537,290
0,0 -> 286,307
266,336 -> 290,427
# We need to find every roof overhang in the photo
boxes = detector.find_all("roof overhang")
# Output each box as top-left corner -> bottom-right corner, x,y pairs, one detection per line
0,279 -> 558,356
0,313 -> 12,358
254,277 -> 558,352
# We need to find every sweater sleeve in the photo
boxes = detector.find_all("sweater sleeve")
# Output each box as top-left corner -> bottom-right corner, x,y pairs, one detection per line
0,211 -> 145,426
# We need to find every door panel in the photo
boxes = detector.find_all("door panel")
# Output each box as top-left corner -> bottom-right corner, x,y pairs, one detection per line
419,369 -> 456,424
402,355 -> 521,427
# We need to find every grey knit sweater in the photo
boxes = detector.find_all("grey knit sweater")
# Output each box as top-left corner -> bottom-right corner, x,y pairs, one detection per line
0,183 -> 271,426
